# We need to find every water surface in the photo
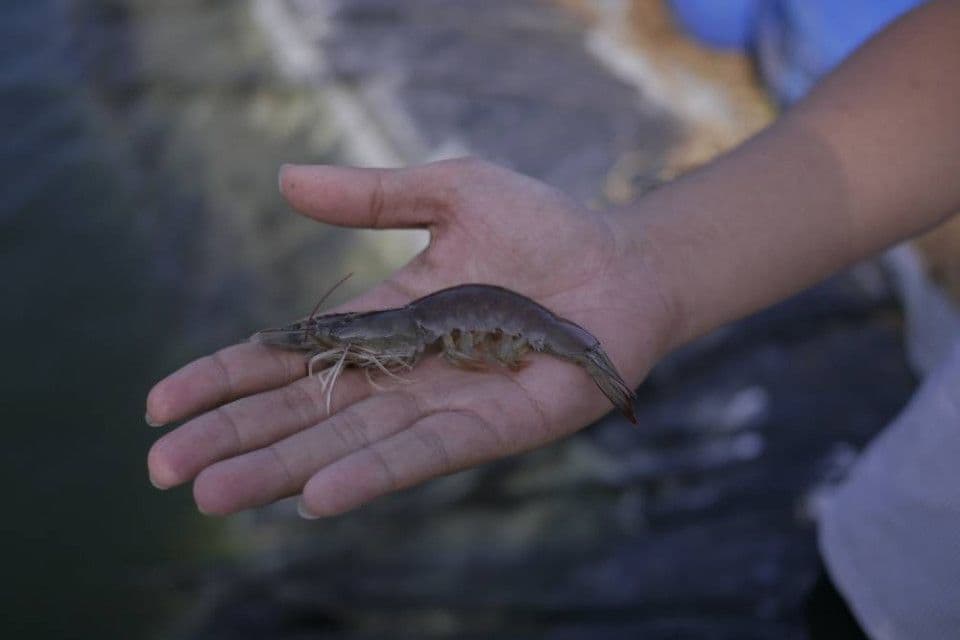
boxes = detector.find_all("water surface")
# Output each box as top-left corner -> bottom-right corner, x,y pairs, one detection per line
1,1 -> 349,636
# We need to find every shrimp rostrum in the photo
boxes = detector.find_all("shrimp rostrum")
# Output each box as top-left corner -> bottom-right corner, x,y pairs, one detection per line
252,284 -> 637,424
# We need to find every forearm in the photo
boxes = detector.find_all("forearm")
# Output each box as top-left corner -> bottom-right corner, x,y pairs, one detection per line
621,0 -> 960,349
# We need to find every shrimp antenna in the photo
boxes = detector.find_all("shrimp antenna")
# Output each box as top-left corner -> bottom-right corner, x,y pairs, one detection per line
308,272 -> 354,321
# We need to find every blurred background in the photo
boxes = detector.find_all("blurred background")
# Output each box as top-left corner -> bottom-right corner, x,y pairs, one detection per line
2,0 -> 954,638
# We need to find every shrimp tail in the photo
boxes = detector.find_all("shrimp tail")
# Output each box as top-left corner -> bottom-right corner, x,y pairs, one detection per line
580,346 -> 637,425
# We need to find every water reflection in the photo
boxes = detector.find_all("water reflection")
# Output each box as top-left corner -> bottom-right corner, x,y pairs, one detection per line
1,1 -> 368,636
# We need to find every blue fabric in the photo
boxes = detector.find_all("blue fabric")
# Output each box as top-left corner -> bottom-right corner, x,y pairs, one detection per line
668,0 -> 762,50
670,0 -> 927,104
756,0 -> 926,104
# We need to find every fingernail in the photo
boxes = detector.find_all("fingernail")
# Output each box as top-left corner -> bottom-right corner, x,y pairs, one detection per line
145,412 -> 163,427
148,472 -> 169,490
297,499 -> 321,520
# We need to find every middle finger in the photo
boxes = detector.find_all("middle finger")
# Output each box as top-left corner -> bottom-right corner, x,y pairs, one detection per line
191,389 -> 425,515
148,368 -> 372,489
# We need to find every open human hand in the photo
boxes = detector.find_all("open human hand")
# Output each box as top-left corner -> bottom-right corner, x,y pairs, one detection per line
145,158 -> 674,517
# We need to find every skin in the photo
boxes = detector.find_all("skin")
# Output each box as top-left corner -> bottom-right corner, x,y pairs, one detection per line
146,0 -> 960,518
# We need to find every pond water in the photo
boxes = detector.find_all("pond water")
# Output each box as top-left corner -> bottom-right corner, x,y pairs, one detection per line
0,1 -> 361,636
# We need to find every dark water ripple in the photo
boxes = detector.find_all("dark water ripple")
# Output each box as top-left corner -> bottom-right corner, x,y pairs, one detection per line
1,1 -> 219,638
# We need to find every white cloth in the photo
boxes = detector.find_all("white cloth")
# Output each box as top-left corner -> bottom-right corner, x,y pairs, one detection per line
819,338 -> 960,639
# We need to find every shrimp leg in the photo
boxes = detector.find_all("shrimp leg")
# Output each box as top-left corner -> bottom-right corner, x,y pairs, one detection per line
442,333 -> 487,370
492,333 -> 530,371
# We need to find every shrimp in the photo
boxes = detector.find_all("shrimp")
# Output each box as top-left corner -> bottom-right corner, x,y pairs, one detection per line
252,284 -> 637,424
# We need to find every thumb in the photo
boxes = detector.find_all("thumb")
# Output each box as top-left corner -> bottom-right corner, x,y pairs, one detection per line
278,163 -> 446,229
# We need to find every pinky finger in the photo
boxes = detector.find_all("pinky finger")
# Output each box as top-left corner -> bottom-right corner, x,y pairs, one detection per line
298,410 -> 506,518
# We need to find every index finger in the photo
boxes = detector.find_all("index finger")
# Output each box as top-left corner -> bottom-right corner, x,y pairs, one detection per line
145,342 -> 306,427
145,278 -> 417,427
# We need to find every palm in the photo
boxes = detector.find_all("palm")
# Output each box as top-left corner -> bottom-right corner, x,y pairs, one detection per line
146,159 -> 666,516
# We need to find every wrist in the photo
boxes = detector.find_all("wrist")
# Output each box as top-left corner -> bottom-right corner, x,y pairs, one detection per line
605,204 -> 693,362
